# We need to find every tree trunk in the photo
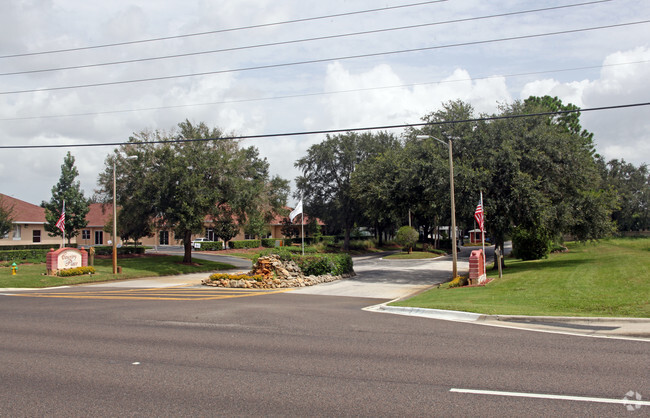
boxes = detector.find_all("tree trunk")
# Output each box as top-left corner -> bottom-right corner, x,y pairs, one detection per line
183,230 -> 193,264
344,227 -> 351,251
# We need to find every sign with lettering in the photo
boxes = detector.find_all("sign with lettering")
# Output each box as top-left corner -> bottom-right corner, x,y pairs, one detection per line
58,249 -> 82,269
46,247 -> 88,275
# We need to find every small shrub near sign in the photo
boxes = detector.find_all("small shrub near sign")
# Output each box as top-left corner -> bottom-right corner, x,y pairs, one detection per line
58,266 -> 96,277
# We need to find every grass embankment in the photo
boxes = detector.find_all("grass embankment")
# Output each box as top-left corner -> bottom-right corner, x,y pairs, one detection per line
0,256 -> 235,288
391,238 -> 650,318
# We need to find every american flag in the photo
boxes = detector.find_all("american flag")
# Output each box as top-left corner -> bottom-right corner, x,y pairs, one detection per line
55,201 -> 65,233
474,198 -> 484,233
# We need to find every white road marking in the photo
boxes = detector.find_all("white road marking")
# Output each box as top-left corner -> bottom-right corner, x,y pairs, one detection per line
449,388 -> 650,406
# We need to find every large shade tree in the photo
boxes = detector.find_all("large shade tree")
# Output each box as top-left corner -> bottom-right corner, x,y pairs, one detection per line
295,131 -> 399,250
98,120 -> 288,263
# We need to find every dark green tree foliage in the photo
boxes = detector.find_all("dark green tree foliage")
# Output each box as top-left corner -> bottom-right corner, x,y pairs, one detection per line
601,159 -> 649,231
244,213 -> 269,239
408,97 -> 615,265
280,217 -> 299,239
511,226 -> 552,260
350,134 -> 402,246
0,197 -> 13,237
295,131 -> 398,250
98,120 -> 286,263
42,152 -> 89,244
212,213 -> 240,244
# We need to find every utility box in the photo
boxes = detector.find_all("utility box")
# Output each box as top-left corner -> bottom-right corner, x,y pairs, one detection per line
469,249 -> 486,285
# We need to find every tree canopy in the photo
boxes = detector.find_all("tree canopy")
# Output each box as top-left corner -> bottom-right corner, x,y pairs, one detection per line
294,96 -> 625,266
97,120 -> 288,263
42,152 -> 89,244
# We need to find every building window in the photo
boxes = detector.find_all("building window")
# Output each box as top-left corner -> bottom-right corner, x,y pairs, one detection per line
32,230 -> 41,243
206,228 -> 216,241
82,230 -> 90,240
95,230 -> 103,245
13,225 -> 21,240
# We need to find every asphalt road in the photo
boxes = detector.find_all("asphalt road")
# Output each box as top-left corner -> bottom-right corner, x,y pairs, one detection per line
1,286 -> 647,416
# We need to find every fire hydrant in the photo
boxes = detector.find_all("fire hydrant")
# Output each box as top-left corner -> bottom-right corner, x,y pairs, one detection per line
11,262 -> 17,275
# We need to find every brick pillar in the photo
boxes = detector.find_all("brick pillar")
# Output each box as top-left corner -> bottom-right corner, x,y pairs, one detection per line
469,249 -> 486,285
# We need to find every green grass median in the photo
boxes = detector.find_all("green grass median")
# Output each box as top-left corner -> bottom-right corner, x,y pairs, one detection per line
391,238 -> 650,318
0,256 -> 235,288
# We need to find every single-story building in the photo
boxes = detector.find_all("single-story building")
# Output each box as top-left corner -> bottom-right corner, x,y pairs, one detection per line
1,193 -> 322,248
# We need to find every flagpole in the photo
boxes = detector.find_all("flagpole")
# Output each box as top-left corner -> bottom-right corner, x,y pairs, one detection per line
480,191 -> 486,267
301,196 -> 305,256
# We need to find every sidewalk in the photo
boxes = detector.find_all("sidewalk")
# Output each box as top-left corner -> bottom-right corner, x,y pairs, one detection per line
365,303 -> 650,341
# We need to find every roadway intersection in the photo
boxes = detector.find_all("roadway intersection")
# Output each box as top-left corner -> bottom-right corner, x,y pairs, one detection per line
0,246 -> 648,416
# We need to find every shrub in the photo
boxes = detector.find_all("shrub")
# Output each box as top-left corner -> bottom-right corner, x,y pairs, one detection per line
512,226 -> 552,260
229,240 -> 261,249
209,273 -> 264,282
197,241 -> 223,251
348,239 -> 374,251
58,266 -> 96,277
252,249 -> 353,276
260,238 -> 290,248
395,226 -> 418,253
294,254 -> 353,276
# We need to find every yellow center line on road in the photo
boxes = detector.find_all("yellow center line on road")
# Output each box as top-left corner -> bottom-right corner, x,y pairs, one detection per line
8,287 -> 294,301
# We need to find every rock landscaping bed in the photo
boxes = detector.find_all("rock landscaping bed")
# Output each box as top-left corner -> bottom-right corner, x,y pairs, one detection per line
202,254 -> 355,289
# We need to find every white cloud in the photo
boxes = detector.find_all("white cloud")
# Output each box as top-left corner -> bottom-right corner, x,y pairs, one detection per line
520,47 -> 650,165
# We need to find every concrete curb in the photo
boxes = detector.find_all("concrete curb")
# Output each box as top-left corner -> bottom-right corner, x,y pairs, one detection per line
364,303 -> 650,341
364,303 -> 484,322
489,315 -> 650,324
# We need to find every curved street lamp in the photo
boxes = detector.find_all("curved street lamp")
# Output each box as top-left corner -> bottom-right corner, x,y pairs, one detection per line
416,135 -> 458,279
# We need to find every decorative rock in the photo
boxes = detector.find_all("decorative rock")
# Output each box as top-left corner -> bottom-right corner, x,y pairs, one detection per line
203,254 -> 355,289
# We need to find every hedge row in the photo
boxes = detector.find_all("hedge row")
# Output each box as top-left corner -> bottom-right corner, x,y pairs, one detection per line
194,241 -> 223,251
0,249 -> 50,262
229,240 -> 261,249
93,246 -> 146,256
0,244 -> 76,251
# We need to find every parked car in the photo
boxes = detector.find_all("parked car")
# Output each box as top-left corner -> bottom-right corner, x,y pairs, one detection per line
191,237 -> 209,250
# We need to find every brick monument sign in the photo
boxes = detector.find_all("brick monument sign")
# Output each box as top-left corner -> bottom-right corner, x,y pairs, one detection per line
46,247 -> 88,276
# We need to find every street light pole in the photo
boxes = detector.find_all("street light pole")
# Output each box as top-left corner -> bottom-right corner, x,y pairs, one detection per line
447,138 -> 458,278
112,159 -> 117,275
416,135 -> 458,278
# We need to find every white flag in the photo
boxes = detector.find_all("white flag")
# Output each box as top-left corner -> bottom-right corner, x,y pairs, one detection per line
289,200 -> 303,222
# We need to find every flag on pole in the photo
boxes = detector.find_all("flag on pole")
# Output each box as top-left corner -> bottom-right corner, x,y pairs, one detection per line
289,199 -> 303,223
474,198 -> 484,233
55,201 -> 66,233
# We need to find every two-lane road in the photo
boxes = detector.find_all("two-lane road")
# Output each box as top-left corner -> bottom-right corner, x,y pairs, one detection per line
0,289 -> 647,416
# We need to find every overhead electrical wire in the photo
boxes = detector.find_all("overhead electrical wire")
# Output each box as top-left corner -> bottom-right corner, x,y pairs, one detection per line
0,1 -> 611,77
2,59 -> 648,122
0,0 -> 448,59
1,19 -> 647,96
1,102 -> 647,149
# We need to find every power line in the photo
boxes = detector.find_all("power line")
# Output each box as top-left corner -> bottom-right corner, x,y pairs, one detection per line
0,1 -> 448,59
1,101 -> 647,150
2,59 -> 648,122
0,1 -> 611,77
2,19 -> 647,96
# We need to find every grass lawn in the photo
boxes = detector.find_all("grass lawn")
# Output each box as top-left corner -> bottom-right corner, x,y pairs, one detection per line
0,255 -> 235,288
384,251 -> 443,260
391,237 -> 650,318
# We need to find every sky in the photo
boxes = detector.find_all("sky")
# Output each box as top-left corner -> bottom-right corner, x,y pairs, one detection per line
1,0 -> 649,206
